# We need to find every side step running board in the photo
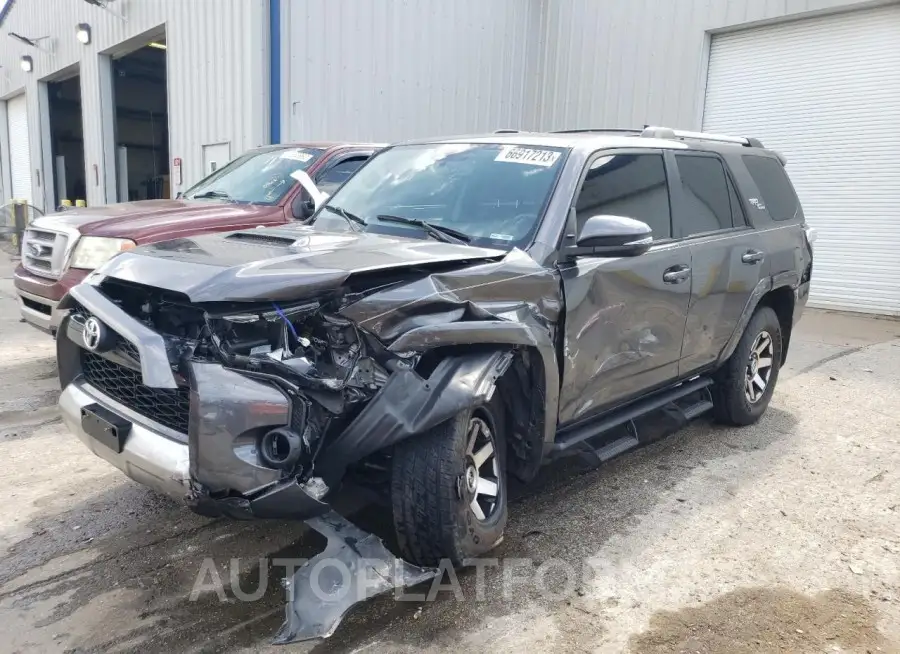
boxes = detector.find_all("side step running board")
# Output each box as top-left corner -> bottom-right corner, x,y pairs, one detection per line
594,434 -> 640,461
551,377 -> 714,462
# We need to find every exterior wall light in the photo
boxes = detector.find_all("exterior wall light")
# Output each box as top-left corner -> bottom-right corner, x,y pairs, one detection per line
76,23 -> 92,45
20,55 -> 33,73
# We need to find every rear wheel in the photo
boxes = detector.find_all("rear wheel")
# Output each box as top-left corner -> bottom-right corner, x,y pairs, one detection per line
713,306 -> 783,426
391,401 -> 507,567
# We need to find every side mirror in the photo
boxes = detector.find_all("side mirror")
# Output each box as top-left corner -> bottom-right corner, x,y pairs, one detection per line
290,170 -> 329,210
291,194 -> 315,221
572,215 -> 652,257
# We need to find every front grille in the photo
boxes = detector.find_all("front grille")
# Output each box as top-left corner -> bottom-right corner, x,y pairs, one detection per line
30,230 -> 56,242
21,228 -> 68,279
28,258 -> 52,272
81,351 -> 190,435
119,340 -> 141,362
22,296 -> 52,315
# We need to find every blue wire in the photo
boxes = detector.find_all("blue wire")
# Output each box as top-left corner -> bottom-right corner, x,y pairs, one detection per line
272,303 -> 300,340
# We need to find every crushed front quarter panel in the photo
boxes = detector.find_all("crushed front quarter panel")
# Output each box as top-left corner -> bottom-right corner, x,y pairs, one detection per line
315,350 -> 514,486
336,248 -> 562,445
338,248 -> 561,339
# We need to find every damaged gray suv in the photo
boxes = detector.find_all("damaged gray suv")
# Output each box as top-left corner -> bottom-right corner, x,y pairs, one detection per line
57,127 -> 813,569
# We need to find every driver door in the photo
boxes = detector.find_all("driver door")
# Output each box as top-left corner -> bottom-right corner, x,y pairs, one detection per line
557,150 -> 692,425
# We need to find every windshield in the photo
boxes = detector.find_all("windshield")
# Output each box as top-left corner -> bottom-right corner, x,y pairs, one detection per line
185,146 -> 325,205
311,143 -> 567,249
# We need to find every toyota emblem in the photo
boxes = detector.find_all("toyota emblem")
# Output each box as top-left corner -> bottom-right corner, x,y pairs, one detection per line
83,317 -> 105,351
27,242 -> 42,257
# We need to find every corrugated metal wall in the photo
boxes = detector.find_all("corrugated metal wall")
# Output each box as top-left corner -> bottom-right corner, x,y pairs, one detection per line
0,0 -> 268,210
0,0 -> 885,211
531,0 -> 882,131
280,0 -> 543,142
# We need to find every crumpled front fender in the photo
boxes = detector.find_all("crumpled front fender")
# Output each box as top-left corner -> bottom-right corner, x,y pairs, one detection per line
388,320 -> 559,445
315,349 -> 513,486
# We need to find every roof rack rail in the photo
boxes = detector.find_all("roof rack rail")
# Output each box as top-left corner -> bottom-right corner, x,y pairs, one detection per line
551,128 -> 642,135
640,125 -> 764,148
493,129 -> 520,133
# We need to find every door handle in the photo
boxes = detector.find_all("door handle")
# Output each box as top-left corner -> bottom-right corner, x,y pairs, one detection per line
663,265 -> 691,284
741,250 -> 765,264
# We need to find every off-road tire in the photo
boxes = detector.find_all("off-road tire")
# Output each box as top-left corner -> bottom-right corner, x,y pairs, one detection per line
713,305 -> 783,426
391,400 -> 507,568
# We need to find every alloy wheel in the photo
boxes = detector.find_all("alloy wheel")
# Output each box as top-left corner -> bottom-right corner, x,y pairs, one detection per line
745,330 -> 774,404
462,416 -> 501,522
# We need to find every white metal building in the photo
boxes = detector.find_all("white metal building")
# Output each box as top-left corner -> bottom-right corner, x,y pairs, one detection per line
0,0 -> 897,313
0,0 -> 268,211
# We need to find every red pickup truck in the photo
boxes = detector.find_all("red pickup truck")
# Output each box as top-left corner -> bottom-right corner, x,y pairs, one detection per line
14,142 -> 381,335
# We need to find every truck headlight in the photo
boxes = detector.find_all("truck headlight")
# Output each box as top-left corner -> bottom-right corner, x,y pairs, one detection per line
69,237 -> 136,270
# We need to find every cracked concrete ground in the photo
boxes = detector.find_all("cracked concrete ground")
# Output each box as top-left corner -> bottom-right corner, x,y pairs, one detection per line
0,246 -> 898,653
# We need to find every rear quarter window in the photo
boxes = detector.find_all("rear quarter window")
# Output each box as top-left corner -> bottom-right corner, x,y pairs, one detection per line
742,155 -> 800,221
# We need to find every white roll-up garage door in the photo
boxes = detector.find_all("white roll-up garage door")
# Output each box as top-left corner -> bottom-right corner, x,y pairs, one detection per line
703,6 -> 900,315
7,93 -> 33,207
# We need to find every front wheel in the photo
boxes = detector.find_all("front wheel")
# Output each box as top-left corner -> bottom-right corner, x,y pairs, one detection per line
712,306 -> 783,426
391,402 -> 507,568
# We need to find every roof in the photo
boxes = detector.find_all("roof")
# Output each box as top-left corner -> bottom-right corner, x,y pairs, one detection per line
250,141 -> 387,152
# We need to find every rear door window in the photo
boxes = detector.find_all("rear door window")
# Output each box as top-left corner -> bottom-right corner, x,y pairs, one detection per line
742,155 -> 800,221
673,154 -> 733,237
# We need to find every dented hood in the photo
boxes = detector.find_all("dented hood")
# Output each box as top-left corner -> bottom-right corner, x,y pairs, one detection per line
93,225 -> 506,302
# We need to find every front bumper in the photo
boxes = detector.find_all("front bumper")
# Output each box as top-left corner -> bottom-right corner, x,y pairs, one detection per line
17,287 -> 63,334
14,265 -> 89,335
60,374 -> 331,520
56,288 -> 331,521
60,380 -> 191,500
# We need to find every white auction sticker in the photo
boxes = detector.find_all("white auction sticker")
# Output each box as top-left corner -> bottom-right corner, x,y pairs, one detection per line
495,147 -> 560,167
280,150 -> 314,163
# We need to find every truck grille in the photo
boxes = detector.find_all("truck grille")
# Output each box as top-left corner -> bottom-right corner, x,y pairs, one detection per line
21,228 -> 70,280
81,351 -> 190,435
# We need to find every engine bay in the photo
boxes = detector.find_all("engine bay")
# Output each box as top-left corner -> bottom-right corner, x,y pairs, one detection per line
98,277 -> 404,480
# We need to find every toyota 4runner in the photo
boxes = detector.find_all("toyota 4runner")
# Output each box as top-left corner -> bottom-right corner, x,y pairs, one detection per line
57,126 -> 813,572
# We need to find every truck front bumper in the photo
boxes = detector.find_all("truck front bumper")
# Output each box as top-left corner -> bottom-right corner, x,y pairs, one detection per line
17,287 -> 64,334
14,265 -> 89,335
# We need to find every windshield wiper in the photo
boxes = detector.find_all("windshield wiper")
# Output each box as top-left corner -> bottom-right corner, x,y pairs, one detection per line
191,190 -> 233,200
376,215 -> 470,245
323,204 -> 366,231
